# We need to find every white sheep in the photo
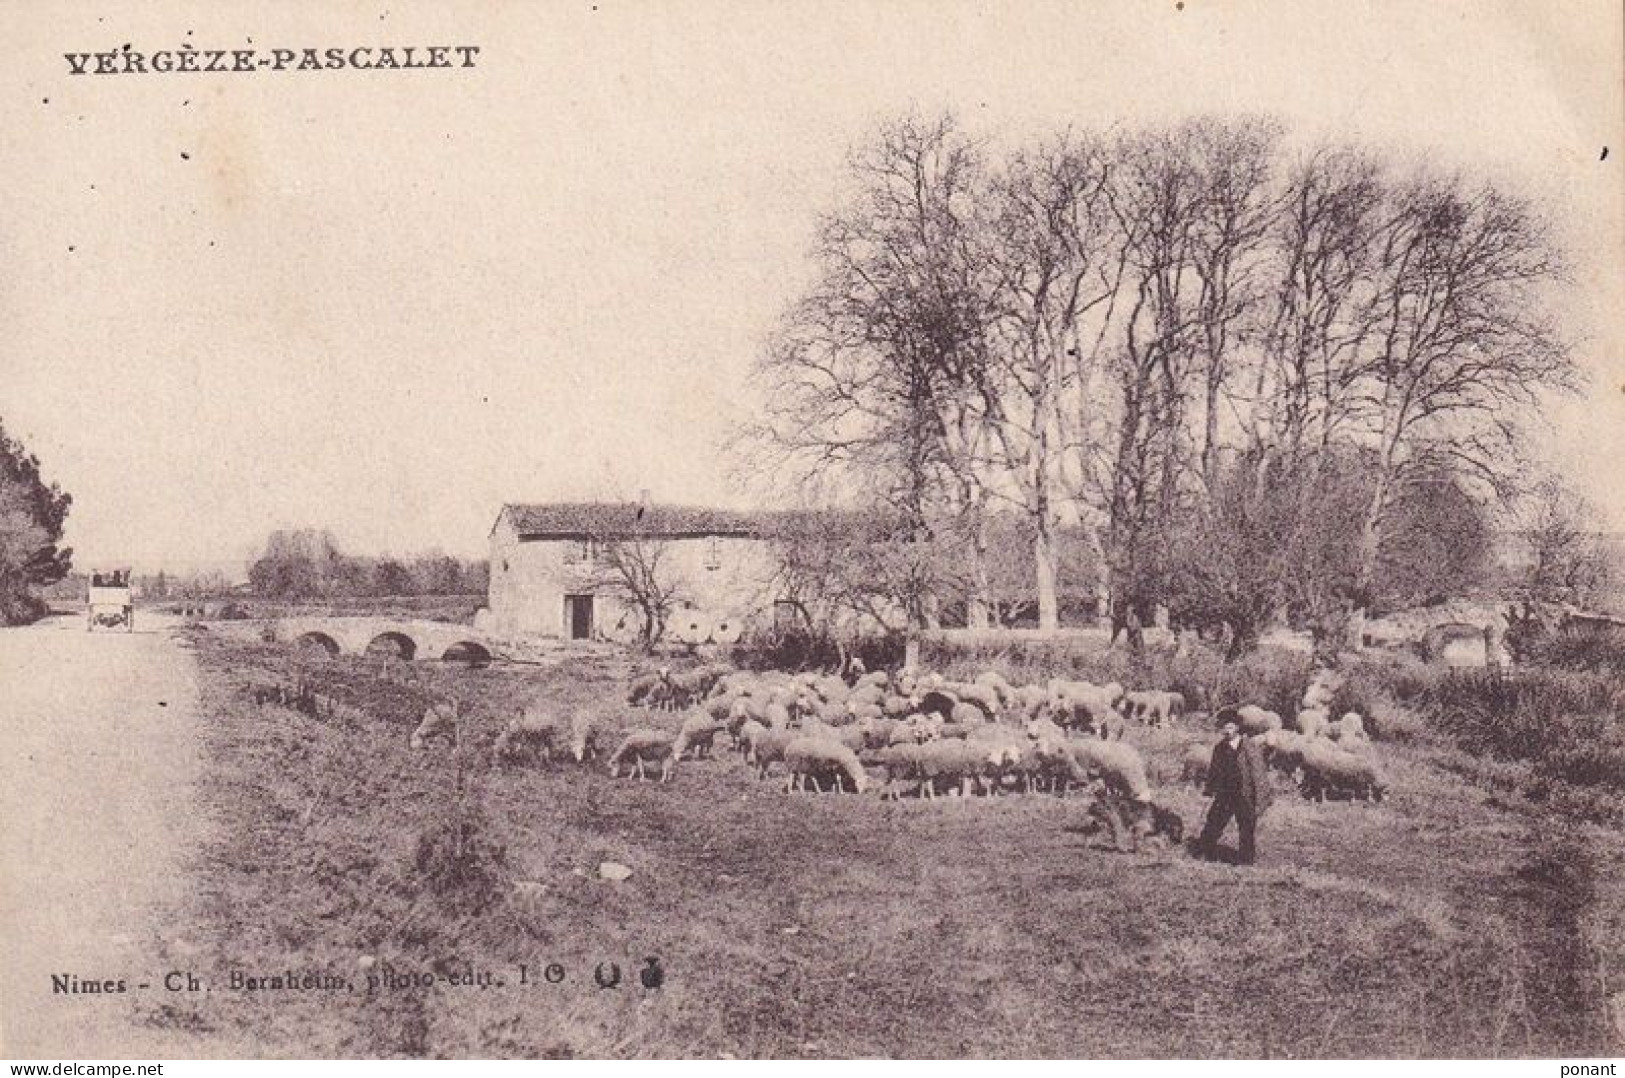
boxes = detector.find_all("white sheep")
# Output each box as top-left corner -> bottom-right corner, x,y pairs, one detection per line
1293,706 -> 1330,738
1064,738 -> 1153,802
1301,680 -> 1336,710
492,705 -> 564,765
607,729 -> 678,782
1124,690 -> 1185,727
1329,710 -> 1369,745
1234,704 -> 1283,735
1048,680 -> 1124,737
782,737 -> 869,794
743,724 -> 797,779
1260,728 -> 1313,777
1298,738 -> 1386,802
567,712 -> 602,764
671,712 -> 725,760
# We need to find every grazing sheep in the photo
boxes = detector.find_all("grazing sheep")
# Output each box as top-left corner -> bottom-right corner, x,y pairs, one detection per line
913,740 -> 994,798
949,682 -> 1001,716
1234,705 -> 1283,735
1011,683 -> 1050,718
854,715 -> 899,752
1048,680 -> 1124,735
950,699 -> 993,726
607,729 -> 678,782
1330,711 -> 1369,744
1124,690 -> 1185,727
974,670 -> 1015,704
1298,739 -> 1386,802
662,669 -> 708,710
783,737 -> 869,794
856,668 -> 889,691
882,693 -> 915,718
1023,716 -> 1068,744
1293,706 -> 1330,738
1066,738 -> 1153,801
492,706 -> 565,765
568,713 -> 602,764
1260,728 -> 1313,777
743,724 -> 797,779
409,702 -> 458,750
672,712 -> 725,760
737,718 -> 767,759
627,672 -> 662,707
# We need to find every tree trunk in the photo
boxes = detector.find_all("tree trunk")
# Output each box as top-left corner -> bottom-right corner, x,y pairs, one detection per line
1034,510 -> 1059,631
968,509 -> 992,630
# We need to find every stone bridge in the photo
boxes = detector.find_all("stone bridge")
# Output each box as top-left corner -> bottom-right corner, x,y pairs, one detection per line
258,616 -> 503,663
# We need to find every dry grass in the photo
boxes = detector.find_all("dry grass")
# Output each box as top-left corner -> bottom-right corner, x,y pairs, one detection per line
145,633 -> 1625,1058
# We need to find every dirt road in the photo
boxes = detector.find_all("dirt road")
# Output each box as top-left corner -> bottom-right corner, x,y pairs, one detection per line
0,613 -> 230,1057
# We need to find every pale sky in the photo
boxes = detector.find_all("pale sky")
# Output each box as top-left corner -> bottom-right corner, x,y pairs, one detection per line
3,0 -> 1622,575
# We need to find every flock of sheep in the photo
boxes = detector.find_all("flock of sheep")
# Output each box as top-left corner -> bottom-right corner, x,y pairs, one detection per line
404,657 -> 1388,853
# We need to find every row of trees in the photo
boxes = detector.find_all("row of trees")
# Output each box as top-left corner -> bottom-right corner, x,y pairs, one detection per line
247,529 -> 487,600
744,113 -> 1583,657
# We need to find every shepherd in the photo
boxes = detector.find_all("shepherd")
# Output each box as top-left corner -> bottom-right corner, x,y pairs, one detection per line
1193,707 -> 1273,865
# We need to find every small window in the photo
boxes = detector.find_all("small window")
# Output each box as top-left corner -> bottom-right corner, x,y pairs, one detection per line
704,536 -> 721,571
563,539 -> 593,565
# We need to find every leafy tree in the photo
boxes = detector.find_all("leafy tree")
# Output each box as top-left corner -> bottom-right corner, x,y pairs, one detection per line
1517,476 -> 1615,608
373,559 -> 415,596
248,529 -> 345,599
0,421 -> 73,624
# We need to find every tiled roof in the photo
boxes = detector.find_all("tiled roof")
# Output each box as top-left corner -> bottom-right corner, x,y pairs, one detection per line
499,503 -> 766,539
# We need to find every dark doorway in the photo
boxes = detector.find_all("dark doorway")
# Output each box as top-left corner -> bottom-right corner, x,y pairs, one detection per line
565,594 -> 594,640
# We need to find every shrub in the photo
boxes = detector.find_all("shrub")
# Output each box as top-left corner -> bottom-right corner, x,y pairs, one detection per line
1418,667 -> 1625,823
1529,626 -> 1625,676
410,780 -> 507,915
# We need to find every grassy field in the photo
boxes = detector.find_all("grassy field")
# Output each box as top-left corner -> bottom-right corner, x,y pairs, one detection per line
141,633 -> 1625,1058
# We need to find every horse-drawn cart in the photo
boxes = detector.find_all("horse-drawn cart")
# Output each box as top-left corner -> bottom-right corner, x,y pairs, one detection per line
87,568 -> 134,631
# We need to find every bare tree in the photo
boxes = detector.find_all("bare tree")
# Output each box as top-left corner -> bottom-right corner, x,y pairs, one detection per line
587,533 -> 684,651
743,114 -> 1578,658
743,113 -> 996,660
978,132 -> 1124,629
1347,175 -> 1576,611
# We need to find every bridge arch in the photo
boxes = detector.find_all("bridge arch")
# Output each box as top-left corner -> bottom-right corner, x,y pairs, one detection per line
365,631 -> 418,660
441,640 -> 492,665
294,631 -> 341,656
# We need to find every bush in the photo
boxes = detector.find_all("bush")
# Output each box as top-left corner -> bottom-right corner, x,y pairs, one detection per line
1529,626 -> 1625,676
1325,656 -> 1438,744
1418,667 -> 1625,823
410,789 -> 507,915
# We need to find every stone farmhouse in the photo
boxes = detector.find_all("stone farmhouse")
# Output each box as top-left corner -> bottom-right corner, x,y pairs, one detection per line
483,502 -> 785,643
